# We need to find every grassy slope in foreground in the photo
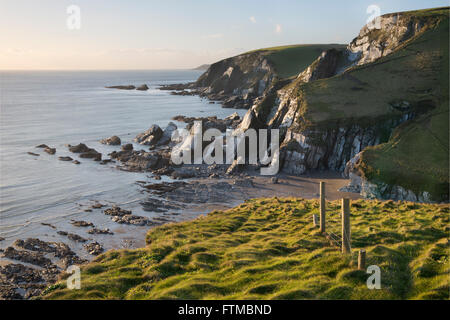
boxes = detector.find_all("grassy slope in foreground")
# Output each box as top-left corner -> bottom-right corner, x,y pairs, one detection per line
42,198 -> 449,300
248,44 -> 346,79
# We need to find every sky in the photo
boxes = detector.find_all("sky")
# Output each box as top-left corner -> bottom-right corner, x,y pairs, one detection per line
0,0 -> 448,70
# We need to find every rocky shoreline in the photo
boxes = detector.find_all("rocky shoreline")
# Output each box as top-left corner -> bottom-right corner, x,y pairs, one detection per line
2,109 -> 286,299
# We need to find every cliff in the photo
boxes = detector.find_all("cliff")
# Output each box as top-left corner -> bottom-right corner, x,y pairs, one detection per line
170,44 -> 346,109
243,7 -> 449,202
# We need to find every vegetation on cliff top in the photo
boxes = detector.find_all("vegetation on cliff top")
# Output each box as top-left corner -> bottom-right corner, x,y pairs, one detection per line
252,44 -> 346,79
282,8 -> 449,201
42,198 -> 449,300
358,13 -> 449,202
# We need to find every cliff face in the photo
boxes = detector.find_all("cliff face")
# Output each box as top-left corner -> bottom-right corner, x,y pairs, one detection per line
280,115 -> 413,175
187,44 -> 346,109
240,7 -> 449,202
194,52 -> 275,108
348,11 -> 441,66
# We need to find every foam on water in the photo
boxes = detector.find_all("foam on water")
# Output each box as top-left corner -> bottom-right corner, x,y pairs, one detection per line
0,70 -> 246,250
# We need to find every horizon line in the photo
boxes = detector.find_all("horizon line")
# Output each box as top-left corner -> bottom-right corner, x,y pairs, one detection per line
0,68 -> 205,72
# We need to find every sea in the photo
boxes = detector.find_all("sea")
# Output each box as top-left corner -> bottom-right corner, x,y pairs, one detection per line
0,70 -> 246,257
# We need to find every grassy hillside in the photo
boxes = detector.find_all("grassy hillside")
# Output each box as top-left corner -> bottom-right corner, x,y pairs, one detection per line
358,14 -> 449,201
42,198 -> 449,300
284,8 -> 449,201
248,44 -> 346,79
294,9 -> 448,124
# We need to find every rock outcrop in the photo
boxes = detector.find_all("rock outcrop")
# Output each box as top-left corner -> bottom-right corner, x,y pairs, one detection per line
347,11 -> 441,66
227,8 -> 449,202
100,135 -> 121,145
134,125 -> 163,145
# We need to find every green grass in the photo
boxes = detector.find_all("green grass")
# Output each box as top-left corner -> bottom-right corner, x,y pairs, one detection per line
42,198 -> 449,300
358,13 -> 449,201
294,11 -> 448,124
247,44 -> 346,79
282,8 -> 449,201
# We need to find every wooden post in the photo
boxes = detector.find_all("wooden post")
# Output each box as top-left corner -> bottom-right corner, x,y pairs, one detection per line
313,214 -> 319,227
320,182 -> 326,233
341,198 -> 351,254
358,249 -> 366,270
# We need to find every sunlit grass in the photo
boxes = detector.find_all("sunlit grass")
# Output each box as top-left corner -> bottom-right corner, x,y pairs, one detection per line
42,198 -> 449,300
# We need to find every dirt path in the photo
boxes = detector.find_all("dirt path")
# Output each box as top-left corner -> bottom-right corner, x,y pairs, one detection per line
251,171 -> 361,201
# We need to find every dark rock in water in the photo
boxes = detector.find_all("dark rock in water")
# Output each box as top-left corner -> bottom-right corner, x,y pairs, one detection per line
79,150 -> 102,161
84,242 -> 103,255
100,159 -> 113,165
88,228 -> 113,235
0,237 -> 4,241
41,223 -> 56,229
121,143 -> 133,151
14,238 -> 76,260
110,214 -> 152,226
68,143 -> 91,153
104,206 -> 132,217
126,152 -> 162,171
67,233 -> 87,243
170,90 -> 195,96
27,152 -> 40,156
110,145 -> 172,173
271,177 -> 279,184
3,247 -> 53,267
58,156 -> 73,161
159,83 -> 190,91
104,205 -> 153,226
152,166 -> 174,176
105,85 -> 135,90
157,122 -> 178,145
171,167 -> 197,179
0,262 -> 63,300
70,220 -> 94,227
35,144 -> 48,148
141,181 -> 187,195
140,198 -> 181,213
134,124 -> 163,145
44,147 -> 56,155
72,160 -> 81,164
136,84 -> 149,91
0,263 -> 44,285
91,203 -> 105,209
57,231 -> 87,243
68,143 -> 101,160
100,135 -> 121,145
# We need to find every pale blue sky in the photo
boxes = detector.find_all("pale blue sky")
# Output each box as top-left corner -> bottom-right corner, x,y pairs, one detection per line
0,0 -> 448,69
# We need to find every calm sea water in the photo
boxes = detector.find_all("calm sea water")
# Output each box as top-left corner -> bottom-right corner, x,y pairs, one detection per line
0,70 -> 245,253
